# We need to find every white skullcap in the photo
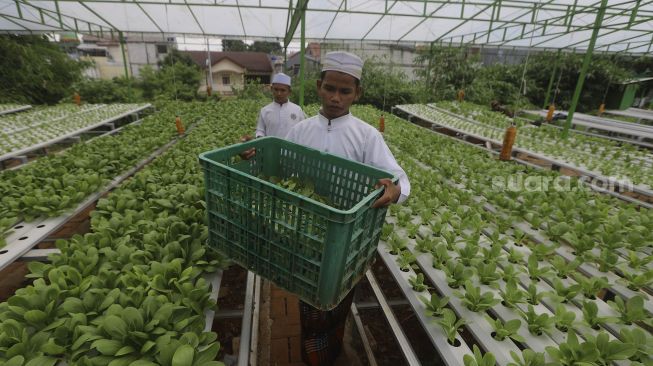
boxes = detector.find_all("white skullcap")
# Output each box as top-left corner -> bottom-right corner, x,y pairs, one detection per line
322,51 -> 363,80
271,73 -> 291,86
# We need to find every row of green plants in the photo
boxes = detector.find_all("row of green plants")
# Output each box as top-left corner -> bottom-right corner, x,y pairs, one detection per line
350,105 -> 652,365
397,102 -> 653,188
0,105 -> 30,114
363,105 -> 653,281
439,101 -> 652,168
0,104 -> 189,247
0,105 -> 97,133
389,157 -> 648,361
0,100 -> 260,365
0,104 -> 146,156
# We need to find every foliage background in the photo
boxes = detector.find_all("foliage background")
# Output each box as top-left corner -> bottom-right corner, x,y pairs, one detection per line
1,35 -> 651,112
0,35 -> 89,104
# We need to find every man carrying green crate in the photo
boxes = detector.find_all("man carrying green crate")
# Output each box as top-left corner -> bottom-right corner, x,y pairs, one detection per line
285,51 -> 411,366
240,73 -> 305,160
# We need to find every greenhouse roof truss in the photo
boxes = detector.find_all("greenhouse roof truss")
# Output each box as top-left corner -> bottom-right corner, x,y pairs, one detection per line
0,0 -> 651,54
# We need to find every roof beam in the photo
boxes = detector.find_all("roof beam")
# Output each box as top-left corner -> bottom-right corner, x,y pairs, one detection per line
135,2 -> 164,33
0,14 -> 32,33
78,1 -> 117,29
397,0 -> 453,41
531,12 -> 653,49
235,0 -> 247,37
434,0 -> 499,43
526,0 -> 653,48
361,0 -> 398,40
14,0 -> 111,34
596,29 -> 653,51
440,0 -> 596,46
323,0 -> 345,40
284,0 -> 308,47
185,0 -> 205,34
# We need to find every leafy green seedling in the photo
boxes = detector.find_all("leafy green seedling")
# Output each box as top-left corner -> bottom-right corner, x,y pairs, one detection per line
508,349 -> 546,366
521,305 -> 553,336
553,304 -> 576,332
477,261 -> 501,286
526,255 -> 552,281
549,256 -> 579,279
608,295 -> 649,325
582,300 -> 616,330
456,280 -> 500,312
619,328 -> 653,364
436,308 -> 466,346
499,279 -> 527,309
590,332 -> 638,365
546,331 -> 599,365
409,273 -> 430,292
443,262 -> 473,289
419,292 -> 449,317
396,250 -> 417,272
485,316 -> 525,343
431,243 -> 450,269
463,345 -> 496,366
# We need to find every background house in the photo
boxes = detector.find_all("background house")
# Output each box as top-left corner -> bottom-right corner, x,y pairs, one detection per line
185,51 -> 273,95
77,35 -> 130,79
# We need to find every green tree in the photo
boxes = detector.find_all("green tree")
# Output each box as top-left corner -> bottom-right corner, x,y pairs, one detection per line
0,35 -> 88,104
249,41 -> 282,54
158,48 -> 198,69
359,58 -> 427,111
414,45 -> 481,101
222,39 -> 248,52
156,61 -> 201,101
75,77 -> 140,103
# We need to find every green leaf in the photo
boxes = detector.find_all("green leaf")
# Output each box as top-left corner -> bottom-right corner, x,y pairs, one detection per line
172,344 -> 195,366
25,356 -> 57,366
92,339 -> 124,356
4,356 -> 25,366
194,343 -> 220,365
41,339 -> 66,355
115,345 -> 136,356
141,340 -> 157,354
23,309 -> 47,324
103,315 -> 128,340
129,361 -> 159,366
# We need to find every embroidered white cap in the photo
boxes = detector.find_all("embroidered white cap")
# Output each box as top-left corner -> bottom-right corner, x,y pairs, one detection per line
271,73 -> 292,86
322,51 -> 363,80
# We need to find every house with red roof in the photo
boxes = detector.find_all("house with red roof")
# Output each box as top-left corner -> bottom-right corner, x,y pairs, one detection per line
184,51 -> 273,95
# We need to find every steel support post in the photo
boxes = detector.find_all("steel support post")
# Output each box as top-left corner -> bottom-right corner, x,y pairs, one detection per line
118,31 -> 131,99
543,49 -> 561,108
299,8 -> 306,107
562,0 -> 608,138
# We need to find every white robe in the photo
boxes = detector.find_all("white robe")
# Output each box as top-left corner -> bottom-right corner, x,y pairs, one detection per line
255,101 -> 306,138
285,112 -> 410,204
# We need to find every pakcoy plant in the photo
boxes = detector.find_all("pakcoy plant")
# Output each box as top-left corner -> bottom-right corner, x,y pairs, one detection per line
608,295 -> 650,325
499,280 -> 527,309
485,316 -> 525,343
409,273 -> 430,292
456,281 -> 500,312
420,293 -> 449,317
520,305 -> 554,336
552,304 -> 577,333
436,308 -> 467,346
463,345 -> 496,366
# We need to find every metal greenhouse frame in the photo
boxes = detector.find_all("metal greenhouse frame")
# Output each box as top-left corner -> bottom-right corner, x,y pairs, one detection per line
1,1 -> 652,135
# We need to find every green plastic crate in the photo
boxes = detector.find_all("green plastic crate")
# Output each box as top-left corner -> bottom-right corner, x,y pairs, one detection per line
199,137 -> 396,310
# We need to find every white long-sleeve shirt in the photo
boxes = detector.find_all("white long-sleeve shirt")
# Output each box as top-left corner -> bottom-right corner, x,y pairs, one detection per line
255,101 -> 306,138
285,112 -> 410,204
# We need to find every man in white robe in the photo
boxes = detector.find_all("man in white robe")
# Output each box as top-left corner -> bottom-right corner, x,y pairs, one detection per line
285,52 -> 410,207
255,72 -> 305,138
286,51 -> 410,366
240,73 -> 305,159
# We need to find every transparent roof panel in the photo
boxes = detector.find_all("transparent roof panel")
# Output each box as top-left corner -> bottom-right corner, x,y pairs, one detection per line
0,0 -> 650,54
